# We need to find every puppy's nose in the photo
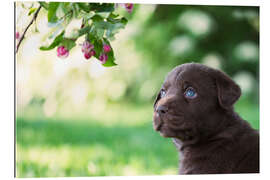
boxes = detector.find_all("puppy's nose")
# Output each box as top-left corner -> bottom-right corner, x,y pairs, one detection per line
156,105 -> 168,114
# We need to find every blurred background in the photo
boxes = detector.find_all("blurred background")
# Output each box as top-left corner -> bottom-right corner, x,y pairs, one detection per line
16,2 -> 259,177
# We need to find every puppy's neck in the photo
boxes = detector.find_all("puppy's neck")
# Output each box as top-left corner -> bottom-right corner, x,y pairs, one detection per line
203,108 -> 239,137
172,136 -> 201,151
172,109 -> 241,152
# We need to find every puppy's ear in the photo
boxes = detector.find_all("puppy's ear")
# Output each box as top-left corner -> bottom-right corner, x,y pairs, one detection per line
153,91 -> 161,108
214,70 -> 241,109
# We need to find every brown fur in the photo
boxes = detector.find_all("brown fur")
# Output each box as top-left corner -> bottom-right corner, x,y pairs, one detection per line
153,63 -> 259,174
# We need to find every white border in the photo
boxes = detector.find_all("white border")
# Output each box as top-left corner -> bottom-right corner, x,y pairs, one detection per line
1,0 -> 15,179
1,0 -> 270,180
14,0 -> 261,6
259,0 -> 270,178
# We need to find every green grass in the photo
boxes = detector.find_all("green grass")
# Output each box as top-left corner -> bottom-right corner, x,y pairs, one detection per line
16,98 -> 259,177
16,113 -> 179,177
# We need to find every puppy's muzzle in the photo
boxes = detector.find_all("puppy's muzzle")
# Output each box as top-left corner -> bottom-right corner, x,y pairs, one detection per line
156,105 -> 168,115
153,105 -> 168,131
154,117 -> 163,131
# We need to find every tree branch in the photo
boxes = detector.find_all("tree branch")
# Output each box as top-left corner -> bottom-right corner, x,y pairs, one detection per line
16,5 -> 42,53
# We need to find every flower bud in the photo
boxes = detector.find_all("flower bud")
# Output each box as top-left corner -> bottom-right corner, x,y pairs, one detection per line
90,50 -> 96,56
124,3 -> 133,13
103,44 -> 111,53
57,46 -> 69,59
99,54 -> 108,64
84,52 -> 92,60
82,41 -> 94,53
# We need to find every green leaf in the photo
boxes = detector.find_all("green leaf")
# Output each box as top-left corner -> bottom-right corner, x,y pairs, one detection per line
92,38 -> 103,57
107,16 -> 128,25
88,32 -> 97,44
108,13 -> 119,19
91,14 -> 104,22
34,25 -> 39,33
47,18 -> 64,28
94,18 -> 127,39
90,37 -> 117,67
89,3 -> 115,12
105,29 -> 115,40
96,12 -> 110,19
96,29 -> 105,39
40,31 -> 65,51
94,21 -> 111,30
102,38 -> 117,67
48,2 -> 60,23
61,38 -> 76,51
71,3 -> 80,18
28,8 -> 37,16
77,3 -> 91,12
78,26 -> 91,36
21,3 -> 25,9
103,39 -> 111,46
103,58 -> 117,67
120,17 -> 128,25
82,11 -> 95,20
39,2 -> 49,10
60,2 -> 71,14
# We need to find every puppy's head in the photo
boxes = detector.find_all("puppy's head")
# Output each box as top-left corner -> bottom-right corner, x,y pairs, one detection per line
153,63 -> 241,143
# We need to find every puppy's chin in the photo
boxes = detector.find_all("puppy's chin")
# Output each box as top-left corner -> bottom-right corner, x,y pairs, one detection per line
158,127 -> 170,137
159,130 -> 175,138
157,125 -> 178,138
153,112 -> 195,140
153,116 -> 172,137
159,125 -> 197,142
153,112 -> 163,131
153,113 -> 185,138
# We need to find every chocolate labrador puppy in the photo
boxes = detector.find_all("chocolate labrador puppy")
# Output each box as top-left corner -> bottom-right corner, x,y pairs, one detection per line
153,63 -> 259,174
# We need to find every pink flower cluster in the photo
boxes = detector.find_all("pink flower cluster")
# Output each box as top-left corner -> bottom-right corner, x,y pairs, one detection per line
120,3 -> 134,13
55,41 -> 112,64
98,44 -> 111,64
81,41 -> 96,60
124,3 -> 133,13
57,46 -> 69,59
81,41 -> 111,65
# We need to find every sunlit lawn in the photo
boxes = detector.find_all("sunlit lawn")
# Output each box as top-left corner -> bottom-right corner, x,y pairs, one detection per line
16,103 -> 179,177
16,96 -> 259,177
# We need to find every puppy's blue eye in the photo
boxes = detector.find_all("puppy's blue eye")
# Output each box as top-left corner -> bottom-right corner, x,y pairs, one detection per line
184,87 -> 197,99
160,89 -> 166,98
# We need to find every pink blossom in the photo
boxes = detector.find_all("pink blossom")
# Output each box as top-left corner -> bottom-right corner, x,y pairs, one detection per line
124,3 -> 133,13
84,50 -> 96,60
16,32 -> 20,40
90,50 -> 96,56
57,46 -> 69,59
103,44 -> 111,53
84,52 -> 92,60
99,53 -> 108,64
120,3 -> 134,13
81,41 -> 94,53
